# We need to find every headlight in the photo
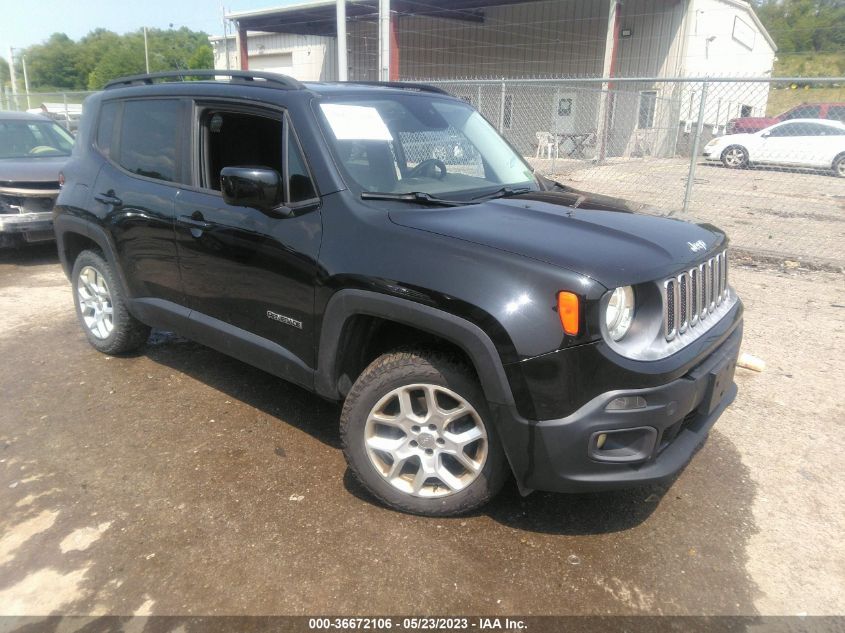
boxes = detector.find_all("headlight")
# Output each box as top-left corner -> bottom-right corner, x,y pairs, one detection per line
606,286 -> 635,341
705,138 -> 719,148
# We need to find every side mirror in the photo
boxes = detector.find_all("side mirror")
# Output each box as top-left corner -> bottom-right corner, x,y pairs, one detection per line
760,132 -> 770,138
220,166 -> 285,212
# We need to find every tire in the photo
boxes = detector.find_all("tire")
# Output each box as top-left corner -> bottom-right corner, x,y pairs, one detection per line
833,154 -> 845,178
71,249 -> 150,354
721,145 -> 749,169
340,348 -> 509,516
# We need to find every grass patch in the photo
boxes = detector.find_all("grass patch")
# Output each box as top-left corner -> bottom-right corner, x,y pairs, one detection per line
766,85 -> 845,116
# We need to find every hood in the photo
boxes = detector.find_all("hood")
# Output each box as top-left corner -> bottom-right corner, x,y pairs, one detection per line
731,116 -> 777,125
711,132 -> 756,145
0,156 -> 67,188
388,191 -> 726,289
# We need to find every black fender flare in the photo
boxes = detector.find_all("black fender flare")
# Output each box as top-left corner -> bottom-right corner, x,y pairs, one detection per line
315,289 -> 516,408
54,214 -> 132,299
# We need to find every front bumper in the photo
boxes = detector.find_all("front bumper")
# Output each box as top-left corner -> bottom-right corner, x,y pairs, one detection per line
493,321 -> 742,494
0,211 -> 55,241
702,147 -> 720,160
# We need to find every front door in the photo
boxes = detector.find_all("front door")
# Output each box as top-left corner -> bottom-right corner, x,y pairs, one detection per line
174,104 -> 322,374
753,121 -> 805,165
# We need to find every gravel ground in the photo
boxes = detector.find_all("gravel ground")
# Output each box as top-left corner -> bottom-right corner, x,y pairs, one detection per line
0,245 -> 842,617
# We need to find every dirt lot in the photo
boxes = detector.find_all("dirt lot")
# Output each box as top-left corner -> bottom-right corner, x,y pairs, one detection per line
0,245 -> 843,617
534,157 -> 845,267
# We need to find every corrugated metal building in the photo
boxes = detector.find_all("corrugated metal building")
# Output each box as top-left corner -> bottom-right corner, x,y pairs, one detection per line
211,0 -> 775,157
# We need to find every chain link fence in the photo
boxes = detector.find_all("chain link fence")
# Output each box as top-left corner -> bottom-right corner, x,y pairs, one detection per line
4,79 -> 845,266
418,77 -> 845,268
0,90 -> 94,134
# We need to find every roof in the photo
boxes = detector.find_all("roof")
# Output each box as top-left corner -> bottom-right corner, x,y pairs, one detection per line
716,0 -> 777,51
772,118 -> 845,126
226,0 -> 542,36
0,111 -> 52,121
97,72 -> 453,100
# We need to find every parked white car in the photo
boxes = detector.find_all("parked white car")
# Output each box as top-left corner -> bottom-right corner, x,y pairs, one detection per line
703,118 -> 845,177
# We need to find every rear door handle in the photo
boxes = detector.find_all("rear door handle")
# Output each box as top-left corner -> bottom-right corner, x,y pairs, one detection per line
94,192 -> 122,206
178,215 -> 214,230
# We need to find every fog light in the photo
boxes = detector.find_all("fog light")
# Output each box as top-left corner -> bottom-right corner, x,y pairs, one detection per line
596,433 -> 607,449
606,395 -> 647,411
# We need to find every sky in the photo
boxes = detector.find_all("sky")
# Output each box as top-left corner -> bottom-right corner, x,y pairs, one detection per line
0,0 -> 298,52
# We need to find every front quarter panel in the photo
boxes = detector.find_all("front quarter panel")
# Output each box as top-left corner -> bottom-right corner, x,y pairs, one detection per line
315,192 -> 608,366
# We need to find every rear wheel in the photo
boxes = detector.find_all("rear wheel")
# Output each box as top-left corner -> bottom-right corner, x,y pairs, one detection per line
71,250 -> 150,354
340,348 -> 508,516
721,145 -> 749,169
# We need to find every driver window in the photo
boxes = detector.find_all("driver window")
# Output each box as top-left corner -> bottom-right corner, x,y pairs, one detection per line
768,124 -> 796,137
201,110 -> 284,191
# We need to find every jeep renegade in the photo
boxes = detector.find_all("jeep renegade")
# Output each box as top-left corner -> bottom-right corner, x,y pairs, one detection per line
55,71 -> 743,516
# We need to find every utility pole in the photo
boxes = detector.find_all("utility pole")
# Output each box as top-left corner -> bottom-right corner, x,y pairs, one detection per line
222,3 -> 231,70
8,47 -> 19,109
22,55 -> 31,109
378,0 -> 390,81
336,0 -> 347,81
143,27 -> 150,73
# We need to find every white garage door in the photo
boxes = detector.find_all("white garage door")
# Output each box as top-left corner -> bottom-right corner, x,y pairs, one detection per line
248,52 -> 294,75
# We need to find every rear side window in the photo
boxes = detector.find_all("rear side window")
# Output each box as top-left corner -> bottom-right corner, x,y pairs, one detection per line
784,105 -> 820,120
827,106 -> 845,122
117,99 -> 182,183
96,101 -> 118,157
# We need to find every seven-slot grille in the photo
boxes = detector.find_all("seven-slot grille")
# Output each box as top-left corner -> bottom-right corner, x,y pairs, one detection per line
663,250 -> 728,341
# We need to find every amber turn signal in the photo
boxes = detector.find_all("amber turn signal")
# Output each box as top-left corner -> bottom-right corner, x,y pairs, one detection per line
557,291 -> 580,335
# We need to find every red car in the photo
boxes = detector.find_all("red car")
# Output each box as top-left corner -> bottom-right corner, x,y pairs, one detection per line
727,102 -> 845,134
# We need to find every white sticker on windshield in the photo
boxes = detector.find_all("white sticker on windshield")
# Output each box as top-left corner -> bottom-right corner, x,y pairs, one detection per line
320,104 -> 393,141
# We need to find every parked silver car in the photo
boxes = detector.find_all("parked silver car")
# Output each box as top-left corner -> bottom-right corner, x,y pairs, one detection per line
0,111 -> 74,248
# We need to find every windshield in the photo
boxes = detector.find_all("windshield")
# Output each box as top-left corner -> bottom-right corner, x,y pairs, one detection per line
0,119 -> 74,159
316,93 -> 537,199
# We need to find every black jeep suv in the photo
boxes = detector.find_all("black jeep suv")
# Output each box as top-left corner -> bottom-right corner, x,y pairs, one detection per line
55,71 -> 742,516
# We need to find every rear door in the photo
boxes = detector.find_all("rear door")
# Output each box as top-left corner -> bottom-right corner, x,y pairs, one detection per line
174,101 -> 322,377
90,98 -> 187,304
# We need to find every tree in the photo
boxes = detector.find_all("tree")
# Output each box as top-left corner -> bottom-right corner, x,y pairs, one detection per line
19,27 -> 214,91
77,29 -> 123,84
87,40 -> 147,90
24,33 -> 84,89
753,0 -> 845,53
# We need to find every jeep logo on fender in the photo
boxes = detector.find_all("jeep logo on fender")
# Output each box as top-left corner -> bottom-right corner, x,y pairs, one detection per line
688,240 -> 707,253
267,310 -> 303,329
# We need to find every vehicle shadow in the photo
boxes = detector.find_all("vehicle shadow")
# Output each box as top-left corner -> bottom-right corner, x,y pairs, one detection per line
342,467 -> 681,535
698,159 -> 837,178
143,331 -> 343,449
0,242 -> 60,266
145,330 -> 728,538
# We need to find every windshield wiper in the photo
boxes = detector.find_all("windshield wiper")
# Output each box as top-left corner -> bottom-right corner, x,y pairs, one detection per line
471,186 -> 533,201
361,191 -> 468,207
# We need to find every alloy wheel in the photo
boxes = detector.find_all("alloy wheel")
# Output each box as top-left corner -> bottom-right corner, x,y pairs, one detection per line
724,147 -> 746,167
77,265 -> 114,340
364,383 -> 488,498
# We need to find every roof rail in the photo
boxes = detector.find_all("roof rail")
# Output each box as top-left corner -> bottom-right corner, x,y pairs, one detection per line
104,70 -> 305,91
346,81 -> 450,95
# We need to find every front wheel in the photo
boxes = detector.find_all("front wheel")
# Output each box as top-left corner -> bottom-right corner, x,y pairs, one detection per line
340,348 -> 509,516
721,145 -> 749,169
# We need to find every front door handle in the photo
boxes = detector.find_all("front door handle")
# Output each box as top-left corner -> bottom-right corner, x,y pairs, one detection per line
94,192 -> 122,206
